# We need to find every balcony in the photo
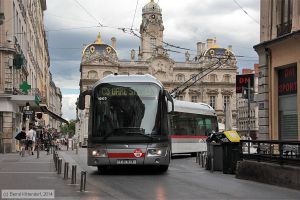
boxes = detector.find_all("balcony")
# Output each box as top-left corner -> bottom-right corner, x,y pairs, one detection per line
277,21 -> 292,37
10,88 -> 41,107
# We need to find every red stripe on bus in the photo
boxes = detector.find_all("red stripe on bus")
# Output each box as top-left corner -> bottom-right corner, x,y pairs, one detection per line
171,135 -> 208,139
107,153 -> 145,158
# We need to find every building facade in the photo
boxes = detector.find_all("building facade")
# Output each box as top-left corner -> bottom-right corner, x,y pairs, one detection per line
254,0 -> 300,140
77,0 -> 238,143
0,0 -> 65,153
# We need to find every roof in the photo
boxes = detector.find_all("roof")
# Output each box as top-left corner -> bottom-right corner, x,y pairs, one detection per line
93,74 -> 164,89
173,100 -> 216,116
142,0 -> 162,15
254,29 -> 300,49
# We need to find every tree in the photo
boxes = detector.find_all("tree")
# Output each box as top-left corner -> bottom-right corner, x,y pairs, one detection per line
60,119 -> 76,138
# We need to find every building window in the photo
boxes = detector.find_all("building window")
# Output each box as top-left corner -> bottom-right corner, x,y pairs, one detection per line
191,96 -> 198,103
210,74 -> 217,82
223,95 -> 230,109
209,96 -> 216,109
103,71 -> 113,78
88,70 -> 98,79
150,37 -> 156,52
277,0 -> 293,36
177,95 -> 184,100
0,112 -> 3,133
223,74 -> 230,83
190,74 -> 197,81
176,74 -> 185,82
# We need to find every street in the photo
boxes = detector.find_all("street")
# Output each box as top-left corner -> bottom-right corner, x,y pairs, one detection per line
56,148 -> 300,200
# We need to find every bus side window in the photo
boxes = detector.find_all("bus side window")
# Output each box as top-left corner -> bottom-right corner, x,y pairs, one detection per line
196,118 -> 205,136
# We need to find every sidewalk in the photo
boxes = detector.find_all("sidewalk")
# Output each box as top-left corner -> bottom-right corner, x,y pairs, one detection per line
0,150 -> 99,200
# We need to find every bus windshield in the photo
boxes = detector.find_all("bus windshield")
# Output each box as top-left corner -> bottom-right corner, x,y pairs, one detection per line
92,82 -> 161,138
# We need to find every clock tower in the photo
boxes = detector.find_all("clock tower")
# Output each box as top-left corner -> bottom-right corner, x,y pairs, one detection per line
139,0 -> 164,60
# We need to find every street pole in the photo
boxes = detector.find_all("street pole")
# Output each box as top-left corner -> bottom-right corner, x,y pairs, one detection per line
247,80 -> 251,138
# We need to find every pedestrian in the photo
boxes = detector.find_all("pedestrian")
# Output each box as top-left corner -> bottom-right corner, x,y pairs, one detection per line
15,127 -> 27,156
26,125 -> 35,155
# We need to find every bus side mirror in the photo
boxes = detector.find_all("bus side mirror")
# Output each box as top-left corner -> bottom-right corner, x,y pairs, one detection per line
164,90 -> 174,113
78,90 -> 91,110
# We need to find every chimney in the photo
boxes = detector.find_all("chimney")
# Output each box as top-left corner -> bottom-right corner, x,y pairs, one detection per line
213,37 -> 217,45
227,45 -> 233,51
197,42 -> 206,56
207,38 -> 213,49
111,37 -> 116,49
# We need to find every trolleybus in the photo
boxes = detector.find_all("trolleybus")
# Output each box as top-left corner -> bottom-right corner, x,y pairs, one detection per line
78,74 -> 174,173
171,100 -> 218,155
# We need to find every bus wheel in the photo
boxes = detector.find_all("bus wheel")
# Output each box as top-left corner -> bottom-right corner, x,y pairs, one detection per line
97,166 -> 108,174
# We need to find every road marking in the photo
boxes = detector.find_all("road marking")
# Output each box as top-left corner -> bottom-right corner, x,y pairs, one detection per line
0,172 -> 56,174
3,162 -> 52,164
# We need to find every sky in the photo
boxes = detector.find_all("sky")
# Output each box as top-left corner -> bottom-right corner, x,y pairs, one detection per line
44,0 -> 260,120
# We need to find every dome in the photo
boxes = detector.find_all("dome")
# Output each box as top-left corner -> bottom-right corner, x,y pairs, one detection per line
81,33 -> 118,62
142,0 -> 161,15
204,47 -> 235,58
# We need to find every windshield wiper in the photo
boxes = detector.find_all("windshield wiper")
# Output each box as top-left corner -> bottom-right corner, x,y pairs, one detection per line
115,127 -> 154,139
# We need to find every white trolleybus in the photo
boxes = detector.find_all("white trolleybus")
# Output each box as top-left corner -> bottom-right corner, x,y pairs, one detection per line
79,74 -> 174,173
171,100 -> 218,155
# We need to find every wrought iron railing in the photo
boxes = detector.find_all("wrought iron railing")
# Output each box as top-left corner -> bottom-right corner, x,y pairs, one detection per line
240,140 -> 300,166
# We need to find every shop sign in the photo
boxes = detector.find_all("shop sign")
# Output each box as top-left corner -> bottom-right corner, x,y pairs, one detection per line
236,74 -> 254,93
278,66 -> 297,96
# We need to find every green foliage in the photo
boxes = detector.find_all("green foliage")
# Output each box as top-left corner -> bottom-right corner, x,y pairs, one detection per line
60,119 -> 76,138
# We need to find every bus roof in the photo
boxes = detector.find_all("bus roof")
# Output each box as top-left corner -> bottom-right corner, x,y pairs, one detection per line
174,100 -> 216,116
93,74 -> 164,89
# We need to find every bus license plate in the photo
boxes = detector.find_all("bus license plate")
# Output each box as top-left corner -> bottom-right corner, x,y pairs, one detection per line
117,159 -> 137,165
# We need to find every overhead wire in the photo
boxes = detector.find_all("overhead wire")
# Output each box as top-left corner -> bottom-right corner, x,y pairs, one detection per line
232,0 -> 259,24
131,0 -> 140,30
172,56 -> 231,98
73,0 -> 103,27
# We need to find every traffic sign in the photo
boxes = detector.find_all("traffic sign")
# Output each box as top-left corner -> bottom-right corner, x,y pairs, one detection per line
24,110 -> 34,115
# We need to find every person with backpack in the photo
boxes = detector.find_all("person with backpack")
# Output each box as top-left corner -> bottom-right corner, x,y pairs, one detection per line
15,127 -> 27,156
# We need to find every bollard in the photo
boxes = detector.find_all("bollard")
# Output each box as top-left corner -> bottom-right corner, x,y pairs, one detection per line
71,165 -> 77,184
58,158 -> 62,174
80,171 -> 87,192
201,153 -> 204,168
37,146 -> 40,159
210,158 -> 214,173
198,152 -> 201,165
64,162 -> 69,179
21,147 -> 25,157
71,140 -> 74,151
196,152 -> 199,163
76,143 -> 78,154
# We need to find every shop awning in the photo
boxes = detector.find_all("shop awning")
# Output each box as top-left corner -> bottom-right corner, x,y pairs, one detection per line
40,105 -> 69,124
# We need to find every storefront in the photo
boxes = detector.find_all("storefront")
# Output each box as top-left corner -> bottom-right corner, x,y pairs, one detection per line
278,65 -> 298,140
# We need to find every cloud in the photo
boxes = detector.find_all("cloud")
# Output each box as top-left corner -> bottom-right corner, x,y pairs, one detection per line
45,0 -> 260,119
61,94 -> 78,120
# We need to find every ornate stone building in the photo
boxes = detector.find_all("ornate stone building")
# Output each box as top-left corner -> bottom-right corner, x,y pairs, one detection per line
78,0 -> 238,142
0,0 -> 65,152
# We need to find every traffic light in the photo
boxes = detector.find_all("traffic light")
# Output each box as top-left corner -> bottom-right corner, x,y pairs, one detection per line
242,87 -> 254,100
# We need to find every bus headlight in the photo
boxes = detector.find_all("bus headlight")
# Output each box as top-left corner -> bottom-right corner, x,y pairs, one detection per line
91,149 -> 107,157
147,148 -> 166,157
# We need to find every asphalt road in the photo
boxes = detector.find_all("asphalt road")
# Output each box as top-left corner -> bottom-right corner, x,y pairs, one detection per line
57,148 -> 300,200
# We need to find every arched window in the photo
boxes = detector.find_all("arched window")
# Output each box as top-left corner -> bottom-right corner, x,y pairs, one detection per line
223,74 -> 231,82
103,71 -> 113,78
210,74 -> 217,82
176,74 -> 185,82
88,70 -> 98,79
